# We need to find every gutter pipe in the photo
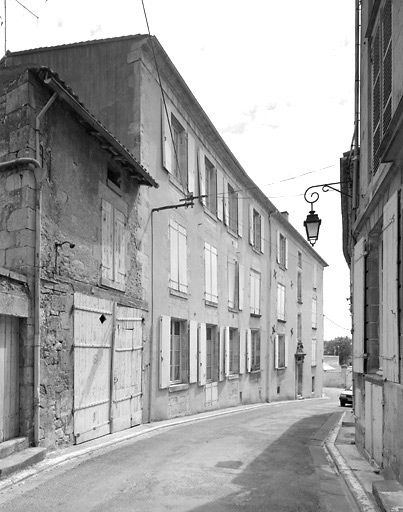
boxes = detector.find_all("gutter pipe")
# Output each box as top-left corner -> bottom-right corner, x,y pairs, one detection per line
353,0 -> 361,211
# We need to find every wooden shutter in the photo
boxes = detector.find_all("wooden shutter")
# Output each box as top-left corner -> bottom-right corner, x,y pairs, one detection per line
198,323 -> 207,386
382,191 -> 398,382
219,326 -> 225,381
223,179 -> 229,225
239,329 -> 246,374
224,326 -> 230,377
189,320 -> 198,383
161,101 -> 172,173
159,315 -> 171,389
284,335 -> 289,368
228,259 -> 236,308
353,237 -> 366,373
260,215 -> 265,253
274,335 -> 279,369
178,224 -> 188,293
169,221 -> 179,290
211,246 -> 218,303
238,263 -> 244,311
382,0 -> 392,136
238,195 -> 243,237
114,209 -> 127,288
285,238 -> 288,269
276,231 -> 280,263
217,169 -> 224,221
101,199 -> 114,283
197,148 -> 206,205
246,329 -> 252,372
249,205 -> 254,245
187,132 -> 196,194
204,243 -> 211,301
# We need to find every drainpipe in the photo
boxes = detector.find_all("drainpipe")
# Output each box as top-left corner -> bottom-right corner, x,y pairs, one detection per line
352,0 -> 361,211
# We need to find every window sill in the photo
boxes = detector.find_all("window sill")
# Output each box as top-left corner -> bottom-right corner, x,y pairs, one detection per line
204,207 -> 218,222
205,299 -> 218,308
275,366 -> 287,371
228,307 -> 238,314
107,179 -> 122,196
250,313 -> 262,318
100,277 -> 126,292
252,246 -> 263,255
169,383 -> 189,393
250,369 -> 261,375
168,173 -> 188,196
227,374 -> 239,380
227,227 -> 239,239
297,300 -> 303,305
277,318 -> 286,323
169,288 -> 188,300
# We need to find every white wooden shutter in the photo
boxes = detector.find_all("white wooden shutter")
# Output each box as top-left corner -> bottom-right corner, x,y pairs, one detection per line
228,259 -> 235,308
237,195 -> 243,237
313,264 -> 318,290
285,238 -> 288,269
274,335 -> 279,369
224,326 -> 230,377
187,132 -> 196,194
198,323 -> 207,386
217,169 -> 223,221
178,225 -> 188,293
101,199 -> 114,283
161,101 -> 172,174
284,335 -> 289,368
114,209 -> 127,288
189,320 -> 198,383
197,148 -> 206,205
239,329 -> 246,374
260,215 -> 265,254
159,315 -> 171,389
276,231 -> 280,263
211,246 -> 218,303
238,263 -> 244,311
223,179 -> 229,225
382,191 -> 399,382
353,237 -> 366,373
169,221 -> 179,290
219,326 -> 225,381
204,243 -> 211,301
249,204 -> 254,245
246,329 -> 252,372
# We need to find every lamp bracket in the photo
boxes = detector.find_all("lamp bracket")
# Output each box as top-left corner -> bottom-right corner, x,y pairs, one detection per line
304,182 -> 351,209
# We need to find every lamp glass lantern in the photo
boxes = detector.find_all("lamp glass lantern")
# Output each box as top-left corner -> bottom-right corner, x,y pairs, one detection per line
304,209 -> 321,246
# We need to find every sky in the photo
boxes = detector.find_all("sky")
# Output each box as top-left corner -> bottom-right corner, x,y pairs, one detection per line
0,0 -> 354,341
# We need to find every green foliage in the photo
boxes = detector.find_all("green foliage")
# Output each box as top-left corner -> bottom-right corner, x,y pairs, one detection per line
324,336 -> 352,366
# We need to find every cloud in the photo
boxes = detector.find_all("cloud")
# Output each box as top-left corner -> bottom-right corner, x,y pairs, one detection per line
221,122 -> 248,135
90,25 -> 103,37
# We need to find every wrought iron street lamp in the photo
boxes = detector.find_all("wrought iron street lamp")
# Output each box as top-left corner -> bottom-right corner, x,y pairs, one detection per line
303,182 -> 351,246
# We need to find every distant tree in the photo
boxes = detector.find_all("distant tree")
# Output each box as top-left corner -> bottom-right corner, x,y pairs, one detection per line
324,336 -> 352,366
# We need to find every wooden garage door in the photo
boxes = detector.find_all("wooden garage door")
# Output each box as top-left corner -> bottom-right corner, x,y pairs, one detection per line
73,294 -> 143,444
0,315 -> 20,442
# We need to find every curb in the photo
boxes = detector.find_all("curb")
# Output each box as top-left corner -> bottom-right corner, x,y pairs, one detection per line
325,412 -> 379,512
1,397 -> 327,492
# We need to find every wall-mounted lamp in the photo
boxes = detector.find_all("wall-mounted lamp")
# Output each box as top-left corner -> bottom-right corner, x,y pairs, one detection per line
303,182 -> 351,246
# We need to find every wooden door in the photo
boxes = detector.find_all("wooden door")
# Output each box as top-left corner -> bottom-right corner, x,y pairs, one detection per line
0,315 -> 20,442
73,294 -> 113,444
111,305 -> 143,433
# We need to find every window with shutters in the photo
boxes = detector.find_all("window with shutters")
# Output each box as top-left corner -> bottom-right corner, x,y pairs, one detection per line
229,328 -> 240,374
170,319 -> 188,384
371,0 -> 392,175
101,199 -> 127,291
312,297 -> 317,329
206,324 -> 219,382
277,232 -> 288,269
250,269 -> 261,316
228,258 -> 243,311
277,283 -> 286,322
251,330 -> 261,371
311,337 -> 317,366
365,223 -> 382,373
297,313 -> 302,342
205,157 -> 217,215
204,242 -> 218,305
249,208 -> 264,253
276,334 -> 286,369
171,114 -> 188,189
297,271 -> 302,303
169,220 -> 188,295
228,183 -> 238,233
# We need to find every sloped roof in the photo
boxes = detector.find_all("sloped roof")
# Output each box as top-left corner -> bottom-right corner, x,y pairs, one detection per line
0,63 -> 158,188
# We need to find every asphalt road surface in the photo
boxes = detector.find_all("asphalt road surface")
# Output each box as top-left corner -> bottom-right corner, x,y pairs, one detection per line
0,391 -> 358,511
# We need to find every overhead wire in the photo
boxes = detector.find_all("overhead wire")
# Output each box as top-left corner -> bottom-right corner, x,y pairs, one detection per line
323,314 -> 351,331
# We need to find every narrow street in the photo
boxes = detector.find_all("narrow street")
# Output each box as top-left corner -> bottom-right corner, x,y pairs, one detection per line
0,392 -> 358,512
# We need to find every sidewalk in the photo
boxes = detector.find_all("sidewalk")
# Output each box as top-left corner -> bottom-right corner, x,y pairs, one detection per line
326,408 -> 403,512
